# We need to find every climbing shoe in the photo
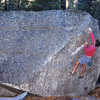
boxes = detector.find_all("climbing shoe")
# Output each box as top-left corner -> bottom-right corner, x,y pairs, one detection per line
78,75 -> 83,79
68,72 -> 74,76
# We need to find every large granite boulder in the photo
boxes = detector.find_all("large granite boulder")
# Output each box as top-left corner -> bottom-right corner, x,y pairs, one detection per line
0,10 -> 100,97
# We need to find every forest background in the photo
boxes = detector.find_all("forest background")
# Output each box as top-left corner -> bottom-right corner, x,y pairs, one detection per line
0,0 -> 100,26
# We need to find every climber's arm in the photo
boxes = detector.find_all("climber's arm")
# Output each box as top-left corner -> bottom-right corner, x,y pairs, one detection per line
89,28 -> 95,43
90,32 -> 95,43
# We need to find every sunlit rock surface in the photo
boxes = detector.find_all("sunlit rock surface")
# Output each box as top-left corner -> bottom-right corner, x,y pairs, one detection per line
0,10 -> 100,96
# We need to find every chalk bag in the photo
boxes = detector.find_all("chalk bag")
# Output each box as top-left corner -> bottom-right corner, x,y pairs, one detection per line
88,60 -> 93,66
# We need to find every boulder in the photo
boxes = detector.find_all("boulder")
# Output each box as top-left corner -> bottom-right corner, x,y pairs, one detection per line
0,10 -> 100,97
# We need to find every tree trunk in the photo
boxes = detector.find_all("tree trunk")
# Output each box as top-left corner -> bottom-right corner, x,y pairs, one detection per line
17,0 -> 20,10
99,0 -> 100,18
58,0 -> 61,9
5,0 -> 7,11
66,0 -> 69,9
74,0 -> 78,8
99,0 -> 100,25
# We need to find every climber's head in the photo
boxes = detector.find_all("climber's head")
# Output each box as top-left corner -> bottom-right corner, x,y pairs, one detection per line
95,40 -> 100,47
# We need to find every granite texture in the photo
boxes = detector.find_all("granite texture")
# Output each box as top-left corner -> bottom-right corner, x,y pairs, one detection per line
0,10 -> 100,96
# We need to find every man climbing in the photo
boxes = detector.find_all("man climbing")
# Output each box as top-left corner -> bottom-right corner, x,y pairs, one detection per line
69,27 -> 100,78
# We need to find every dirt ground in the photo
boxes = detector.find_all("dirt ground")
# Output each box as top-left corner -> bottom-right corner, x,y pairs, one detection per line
0,84 -> 100,100
24,85 -> 100,100
88,85 -> 100,99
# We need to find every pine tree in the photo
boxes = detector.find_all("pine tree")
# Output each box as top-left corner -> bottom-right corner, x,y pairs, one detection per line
20,0 -> 29,10
5,0 -> 7,11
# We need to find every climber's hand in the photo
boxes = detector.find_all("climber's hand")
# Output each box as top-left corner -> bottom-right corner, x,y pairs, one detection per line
89,27 -> 92,32
85,42 -> 88,45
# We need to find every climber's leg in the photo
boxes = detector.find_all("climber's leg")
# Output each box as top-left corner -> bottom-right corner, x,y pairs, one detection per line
78,64 -> 86,78
72,61 -> 80,74
81,64 -> 86,77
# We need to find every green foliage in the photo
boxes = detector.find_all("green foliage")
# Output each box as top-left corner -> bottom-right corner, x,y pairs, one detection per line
19,0 -> 29,10
26,0 -> 62,11
68,0 -> 74,9
7,0 -> 18,10
77,0 -> 99,21
0,0 -> 65,11
0,0 -> 4,10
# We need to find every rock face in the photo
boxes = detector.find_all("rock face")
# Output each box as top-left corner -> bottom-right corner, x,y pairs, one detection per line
0,10 -> 100,97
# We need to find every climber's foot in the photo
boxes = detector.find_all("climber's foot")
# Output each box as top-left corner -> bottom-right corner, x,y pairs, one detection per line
78,75 -> 84,79
68,72 -> 74,76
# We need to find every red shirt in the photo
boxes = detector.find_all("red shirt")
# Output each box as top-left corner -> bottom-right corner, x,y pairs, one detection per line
84,32 -> 97,57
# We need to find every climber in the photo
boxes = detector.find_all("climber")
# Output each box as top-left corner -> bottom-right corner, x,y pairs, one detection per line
69,27 -> 100,78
